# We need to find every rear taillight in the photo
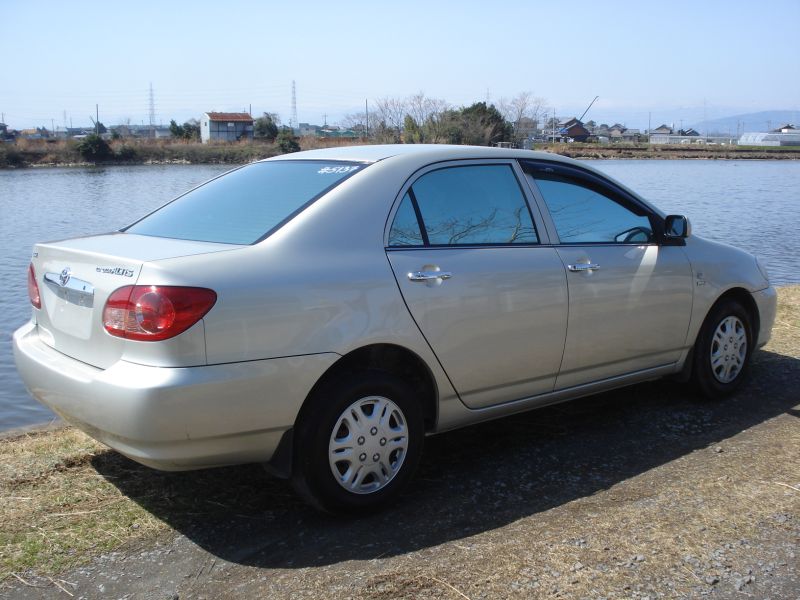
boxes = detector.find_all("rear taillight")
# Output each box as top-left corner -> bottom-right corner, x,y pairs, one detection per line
28,263 -> 41,309
103,285 -> 217,342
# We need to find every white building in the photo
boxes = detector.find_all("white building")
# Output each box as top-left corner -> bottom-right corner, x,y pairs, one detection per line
200,112 -> 254,143
739,125 -> 800,147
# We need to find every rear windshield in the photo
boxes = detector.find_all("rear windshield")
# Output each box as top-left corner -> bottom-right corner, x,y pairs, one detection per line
124,160 -> 365,244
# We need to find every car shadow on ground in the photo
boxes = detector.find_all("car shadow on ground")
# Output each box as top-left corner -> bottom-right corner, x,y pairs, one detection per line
92,349 -> 800,569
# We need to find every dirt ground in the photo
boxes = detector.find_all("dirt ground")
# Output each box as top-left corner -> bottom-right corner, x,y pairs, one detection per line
2,289 -> 799,599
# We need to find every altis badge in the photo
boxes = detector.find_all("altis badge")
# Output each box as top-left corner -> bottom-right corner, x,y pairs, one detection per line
96,266 -> 135,277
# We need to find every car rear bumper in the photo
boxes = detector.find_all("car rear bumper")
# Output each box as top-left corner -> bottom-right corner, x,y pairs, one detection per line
13,320 -> 339,471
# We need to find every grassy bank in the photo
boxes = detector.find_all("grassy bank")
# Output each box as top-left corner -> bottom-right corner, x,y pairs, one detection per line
1,287 -> 798,594
2,138 -> 799,169
0,137 -> 364,169
538,142 -> 800,160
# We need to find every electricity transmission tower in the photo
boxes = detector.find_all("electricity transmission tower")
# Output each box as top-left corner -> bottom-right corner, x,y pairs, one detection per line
148,83 -> 156,137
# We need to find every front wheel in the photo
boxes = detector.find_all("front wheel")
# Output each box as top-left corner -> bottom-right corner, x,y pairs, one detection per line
691,299 -> 753,399
292,370 -> 424,513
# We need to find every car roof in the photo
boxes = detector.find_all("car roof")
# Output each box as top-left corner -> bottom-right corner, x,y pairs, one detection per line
265,144 -> 576,165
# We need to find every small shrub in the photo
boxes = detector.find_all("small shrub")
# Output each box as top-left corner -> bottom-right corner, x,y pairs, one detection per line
276,129 -> 300,154
0,145 -> 24,167
75,135 -> 113,162
115,145 -> 138,162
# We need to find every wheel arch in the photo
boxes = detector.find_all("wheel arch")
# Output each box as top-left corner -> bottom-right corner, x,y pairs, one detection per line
709,287 -> 760,343
266,343 -> 438,478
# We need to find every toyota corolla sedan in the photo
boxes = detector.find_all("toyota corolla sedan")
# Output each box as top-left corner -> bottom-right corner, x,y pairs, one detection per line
14,145 -> 776,512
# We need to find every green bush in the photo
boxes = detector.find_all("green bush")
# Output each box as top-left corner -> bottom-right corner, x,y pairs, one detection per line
75,135 -> 113,162
115,145 -> 138,161
0,145 -> 24,167
276,129 -> 300,153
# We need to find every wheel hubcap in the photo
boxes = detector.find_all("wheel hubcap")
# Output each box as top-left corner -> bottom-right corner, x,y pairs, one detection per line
710,315 -> 747,384
328,396 -> 408,494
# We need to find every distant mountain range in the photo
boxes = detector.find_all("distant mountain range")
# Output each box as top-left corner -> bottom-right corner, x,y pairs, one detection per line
691,110 -> 798,135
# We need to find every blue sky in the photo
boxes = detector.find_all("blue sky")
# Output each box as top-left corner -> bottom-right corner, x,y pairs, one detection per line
2,0 -> 798,130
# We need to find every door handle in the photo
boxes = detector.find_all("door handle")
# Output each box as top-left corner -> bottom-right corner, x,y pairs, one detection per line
567,263 -> 600,272
408,271 -> 453,282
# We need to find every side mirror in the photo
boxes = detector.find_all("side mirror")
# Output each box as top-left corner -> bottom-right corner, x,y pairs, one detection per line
664,215 -> 691,239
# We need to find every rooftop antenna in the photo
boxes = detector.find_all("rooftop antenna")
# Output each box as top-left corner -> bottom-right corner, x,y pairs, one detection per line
291,80 -> 298,130
579,96 -> 599,122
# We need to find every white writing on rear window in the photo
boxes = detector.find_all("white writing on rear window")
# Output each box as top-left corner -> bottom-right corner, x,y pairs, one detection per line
318,166 -> 359,175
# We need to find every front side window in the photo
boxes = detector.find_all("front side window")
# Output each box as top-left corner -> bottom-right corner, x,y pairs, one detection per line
125,161 -> 363,244
529,171 -> 653,244
388,164 -> 538,246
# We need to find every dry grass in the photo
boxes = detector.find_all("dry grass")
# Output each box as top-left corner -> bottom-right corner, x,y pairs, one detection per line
0,428 -> 165,579
1,286 -> 798,593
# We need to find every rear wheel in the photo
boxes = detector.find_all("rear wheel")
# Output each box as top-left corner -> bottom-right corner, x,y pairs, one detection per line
292,370 -> 423,513
691,299 -> 753,399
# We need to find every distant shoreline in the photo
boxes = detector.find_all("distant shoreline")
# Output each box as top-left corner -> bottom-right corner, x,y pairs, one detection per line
2,139 -> 799,169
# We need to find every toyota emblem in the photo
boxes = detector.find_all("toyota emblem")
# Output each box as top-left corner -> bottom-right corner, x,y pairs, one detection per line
59,268 -> 71,287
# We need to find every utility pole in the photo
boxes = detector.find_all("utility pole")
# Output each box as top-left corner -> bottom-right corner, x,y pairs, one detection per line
648,112 -> 651,143
365,99 -> 369,138
95,104 -> 99,135
51,118 -> 55,136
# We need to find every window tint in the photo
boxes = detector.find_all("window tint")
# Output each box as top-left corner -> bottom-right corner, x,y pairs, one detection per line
410,165 -> 537,246
125,161 -> 363,244
531,173 -> 653,243
388,193 -> 424,246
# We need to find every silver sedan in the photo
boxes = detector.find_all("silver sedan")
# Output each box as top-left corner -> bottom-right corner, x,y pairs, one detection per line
14,145 -> 777,512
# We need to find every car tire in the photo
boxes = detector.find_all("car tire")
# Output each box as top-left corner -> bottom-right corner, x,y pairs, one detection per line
291,370 -> 424,514
691,298 -> 753,399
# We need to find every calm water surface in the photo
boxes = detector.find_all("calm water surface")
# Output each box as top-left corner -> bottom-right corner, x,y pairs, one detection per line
1,160 -> 798,430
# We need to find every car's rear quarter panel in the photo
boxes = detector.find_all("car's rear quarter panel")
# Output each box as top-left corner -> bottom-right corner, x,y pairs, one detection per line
141,157 -> 463,427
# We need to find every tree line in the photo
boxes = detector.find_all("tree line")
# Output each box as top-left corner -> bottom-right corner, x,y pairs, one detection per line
343,91 -> 547,146
155,90 -> 548,150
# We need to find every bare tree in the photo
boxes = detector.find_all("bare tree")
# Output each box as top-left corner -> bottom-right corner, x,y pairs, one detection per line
404,93 -> 450,143
372,96 -> 408,142
341,110 -> 382,137
499,91 -> 547,142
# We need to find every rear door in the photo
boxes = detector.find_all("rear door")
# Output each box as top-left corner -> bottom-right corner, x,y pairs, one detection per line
385,160 -> 568,409
522,161 -> 693,390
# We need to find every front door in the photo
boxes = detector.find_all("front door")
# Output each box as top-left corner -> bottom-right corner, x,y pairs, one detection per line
523,162 -> 694,390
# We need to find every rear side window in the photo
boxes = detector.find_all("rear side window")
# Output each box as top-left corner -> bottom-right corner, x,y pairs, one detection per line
125,161 -> 364,244
388,164 -> 538,246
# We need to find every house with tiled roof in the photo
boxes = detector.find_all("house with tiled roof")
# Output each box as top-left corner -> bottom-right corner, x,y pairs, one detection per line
201,112 -> 254,143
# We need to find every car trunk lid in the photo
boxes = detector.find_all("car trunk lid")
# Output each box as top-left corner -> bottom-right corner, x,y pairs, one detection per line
31,233 -> 239,369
